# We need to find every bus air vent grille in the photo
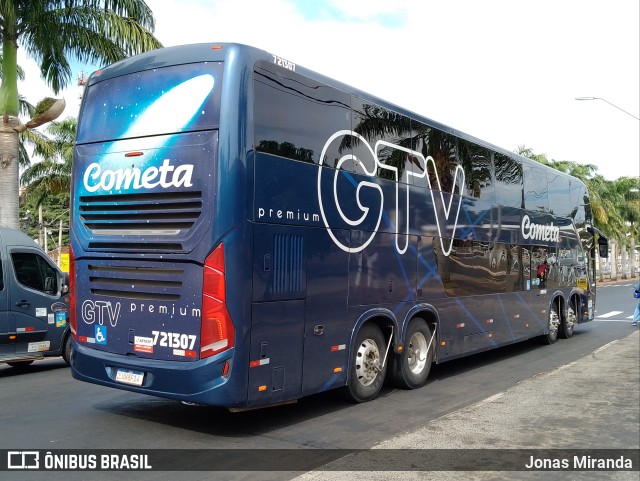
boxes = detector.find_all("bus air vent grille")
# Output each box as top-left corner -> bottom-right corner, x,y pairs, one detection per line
273,234 -> 304,294
87,264 -> 183,301
78,191 -> 202,238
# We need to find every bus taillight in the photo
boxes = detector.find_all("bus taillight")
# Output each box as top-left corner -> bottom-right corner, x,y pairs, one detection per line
201,244 -> 235,359
69,246 -> 77,340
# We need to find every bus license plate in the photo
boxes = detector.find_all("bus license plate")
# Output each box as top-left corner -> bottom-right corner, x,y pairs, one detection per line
115,369 -> 144,386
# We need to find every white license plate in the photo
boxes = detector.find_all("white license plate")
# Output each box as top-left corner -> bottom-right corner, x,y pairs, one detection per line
115,369 -> 144,386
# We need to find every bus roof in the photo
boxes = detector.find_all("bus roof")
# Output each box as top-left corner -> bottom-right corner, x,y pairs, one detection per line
87,42 -> 588,192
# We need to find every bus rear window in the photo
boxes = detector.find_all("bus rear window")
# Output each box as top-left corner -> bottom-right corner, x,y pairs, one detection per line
77,62 -> 223,143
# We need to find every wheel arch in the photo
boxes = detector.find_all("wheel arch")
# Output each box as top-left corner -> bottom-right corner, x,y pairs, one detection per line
401,304 -> 440,354
346,308 -> 398,384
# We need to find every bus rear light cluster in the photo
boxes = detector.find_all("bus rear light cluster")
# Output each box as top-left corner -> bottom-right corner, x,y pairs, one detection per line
200,244 -> 234,359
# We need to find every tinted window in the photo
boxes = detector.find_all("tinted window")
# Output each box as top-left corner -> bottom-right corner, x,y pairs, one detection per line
548,173 -> 572,217
352,98 -> 413,183
569,180 -> 585,219
254,62 -> 351,167
435,238 -> 520,296
12,252 -> 58,294
0,258 -> 3,290
411,121 -> 459,193
522,245 -> 532,289
494,153 -> 523,208
504,244 -> 523,292
77,62 -> 223,143
532,246 -> 554,289
458,141 -> 494,201
524,165 -> 549,212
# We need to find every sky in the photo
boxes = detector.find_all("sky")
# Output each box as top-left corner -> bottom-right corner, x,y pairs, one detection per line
17,0 -> 640,181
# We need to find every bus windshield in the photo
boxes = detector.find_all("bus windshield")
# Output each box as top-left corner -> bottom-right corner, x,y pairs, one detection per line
77,62 -> 224,144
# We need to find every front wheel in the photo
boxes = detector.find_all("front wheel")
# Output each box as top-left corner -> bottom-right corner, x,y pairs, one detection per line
345,324 -> 387,403
390,319 -> 434,389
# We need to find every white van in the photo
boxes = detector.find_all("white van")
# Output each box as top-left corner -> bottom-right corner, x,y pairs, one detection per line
0,228 -> 71,367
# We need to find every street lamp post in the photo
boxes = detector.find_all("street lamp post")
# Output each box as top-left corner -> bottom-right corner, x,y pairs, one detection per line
575,97 -> 640,121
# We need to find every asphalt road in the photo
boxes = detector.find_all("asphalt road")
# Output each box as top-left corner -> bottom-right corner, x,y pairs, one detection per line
1,279 -> 638,481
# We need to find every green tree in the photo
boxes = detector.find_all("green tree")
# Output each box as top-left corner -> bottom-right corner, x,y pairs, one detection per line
21,117 -> 76,206
0,0 -> 162,229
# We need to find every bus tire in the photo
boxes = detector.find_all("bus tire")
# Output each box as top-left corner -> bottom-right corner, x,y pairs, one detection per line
62,333 -> 72,366
390,319 -> 433,389
345,324 -> 387,403
542,303 -> 560,345
560,300 -> 577,339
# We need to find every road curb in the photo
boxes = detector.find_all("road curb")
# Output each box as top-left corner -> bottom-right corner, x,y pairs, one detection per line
295,331 -> 640,480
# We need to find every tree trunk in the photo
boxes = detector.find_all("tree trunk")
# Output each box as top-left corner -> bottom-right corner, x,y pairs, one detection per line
610,241 -> 617,281
0,115 -> 20,229
621,245 -> 628,279
597,253 -> 604,282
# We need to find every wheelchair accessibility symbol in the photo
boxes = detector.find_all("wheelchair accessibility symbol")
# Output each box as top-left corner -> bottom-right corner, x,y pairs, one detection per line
95,325 -> 107,345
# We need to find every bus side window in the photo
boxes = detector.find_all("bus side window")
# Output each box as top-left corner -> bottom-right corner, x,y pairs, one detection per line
494,153 -> 523,209
410,121 -> 459,192
458,140 -> 495,203
254,61 -> 351,168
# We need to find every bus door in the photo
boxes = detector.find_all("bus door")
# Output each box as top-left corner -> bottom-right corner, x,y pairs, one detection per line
249,224 -> 306,405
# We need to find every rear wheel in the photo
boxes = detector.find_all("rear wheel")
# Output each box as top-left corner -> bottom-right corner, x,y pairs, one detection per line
390,319 -> 434,389
345,324 -> 387,403
543,303 -> 560,345
560,300 -> 577,339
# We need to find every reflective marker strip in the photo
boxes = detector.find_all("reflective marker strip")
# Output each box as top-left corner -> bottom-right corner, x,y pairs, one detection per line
249,358 -> 270,368
16,327 -> 35,332
331,344 -> 346,351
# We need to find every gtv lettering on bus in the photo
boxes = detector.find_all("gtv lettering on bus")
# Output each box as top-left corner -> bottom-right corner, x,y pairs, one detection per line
83,159 -> 194,192
521,214 -> 560,243
317,130 -> 466,257
81,300 -> 201,327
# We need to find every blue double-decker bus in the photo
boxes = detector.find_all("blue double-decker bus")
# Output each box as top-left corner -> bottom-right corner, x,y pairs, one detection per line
70,43 -> 608,409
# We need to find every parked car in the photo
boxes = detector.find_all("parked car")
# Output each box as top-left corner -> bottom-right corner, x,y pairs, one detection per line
0,228 -> 71,367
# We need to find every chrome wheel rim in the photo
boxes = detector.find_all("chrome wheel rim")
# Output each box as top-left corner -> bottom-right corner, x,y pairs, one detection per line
407,331 -> 428,375
566,306 -> 576,331
355,338 -> 381,386
549,308 -> 560,335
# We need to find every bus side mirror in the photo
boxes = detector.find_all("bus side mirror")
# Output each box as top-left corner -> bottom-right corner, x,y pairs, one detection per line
598,237 -> 608,258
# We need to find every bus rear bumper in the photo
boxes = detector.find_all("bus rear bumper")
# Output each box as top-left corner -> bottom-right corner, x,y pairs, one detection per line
70,340 -> 242,407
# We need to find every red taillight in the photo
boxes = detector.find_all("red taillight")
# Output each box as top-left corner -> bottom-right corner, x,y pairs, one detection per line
69,246 -> 77,339
200,244 -> 234,359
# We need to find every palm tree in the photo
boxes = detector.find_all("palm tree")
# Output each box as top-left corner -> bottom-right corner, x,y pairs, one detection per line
0,0 -> 162,229
608,177 -> 640,278
21,117 -> 76,206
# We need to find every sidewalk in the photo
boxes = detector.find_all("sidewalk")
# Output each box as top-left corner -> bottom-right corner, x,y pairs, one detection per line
295,330 -> 640,480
